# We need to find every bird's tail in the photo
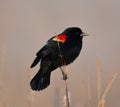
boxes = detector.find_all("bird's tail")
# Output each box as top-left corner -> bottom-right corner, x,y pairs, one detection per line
30,70 -> 51,91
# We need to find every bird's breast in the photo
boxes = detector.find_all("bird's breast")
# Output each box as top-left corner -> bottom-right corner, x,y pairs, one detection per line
59,41 -> 82,65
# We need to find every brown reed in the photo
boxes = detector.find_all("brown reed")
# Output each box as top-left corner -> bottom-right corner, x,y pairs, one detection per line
97,72 -> 117,107
97,58 -> 101,103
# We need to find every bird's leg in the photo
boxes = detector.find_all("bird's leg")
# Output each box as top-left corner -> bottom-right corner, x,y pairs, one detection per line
63,73 -> 68,80
57,41 -> 68,80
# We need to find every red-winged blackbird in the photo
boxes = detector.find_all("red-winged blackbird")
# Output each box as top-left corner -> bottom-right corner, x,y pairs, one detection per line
30,27 -> 87,91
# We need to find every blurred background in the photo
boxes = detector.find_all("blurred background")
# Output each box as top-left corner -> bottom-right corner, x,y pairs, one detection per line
0,0 -> 120,107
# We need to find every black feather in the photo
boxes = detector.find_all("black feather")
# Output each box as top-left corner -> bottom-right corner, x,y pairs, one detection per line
30,27 -> 86,91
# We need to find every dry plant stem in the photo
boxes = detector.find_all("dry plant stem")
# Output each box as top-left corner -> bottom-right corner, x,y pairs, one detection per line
97,72 -> 117,107
65,80 -> 69,107
60,67 -> 70,107
97,58 -> 101,103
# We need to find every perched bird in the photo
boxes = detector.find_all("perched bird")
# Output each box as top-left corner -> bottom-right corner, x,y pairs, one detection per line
30,27 -> 88,91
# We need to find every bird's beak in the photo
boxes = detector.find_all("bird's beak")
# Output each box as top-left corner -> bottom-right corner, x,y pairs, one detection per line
80,32 -> 88,36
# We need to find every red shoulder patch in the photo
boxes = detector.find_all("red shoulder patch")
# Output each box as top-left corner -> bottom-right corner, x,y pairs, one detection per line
53,35 -> 67,43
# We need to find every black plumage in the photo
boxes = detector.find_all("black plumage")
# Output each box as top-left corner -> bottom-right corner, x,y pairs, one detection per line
30,27 -> 87,91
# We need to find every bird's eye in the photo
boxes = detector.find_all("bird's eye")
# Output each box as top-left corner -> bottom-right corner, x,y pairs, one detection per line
75,32 -> 80,35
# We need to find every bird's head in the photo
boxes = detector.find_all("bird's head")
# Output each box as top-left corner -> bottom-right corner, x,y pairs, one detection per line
64,27 -> 88,39
52,27 -> 88,43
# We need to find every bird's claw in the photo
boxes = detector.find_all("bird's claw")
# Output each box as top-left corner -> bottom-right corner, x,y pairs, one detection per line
63,74 -> 68,80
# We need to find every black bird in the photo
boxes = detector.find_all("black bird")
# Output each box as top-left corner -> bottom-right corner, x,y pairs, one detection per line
30,27 -> 88,91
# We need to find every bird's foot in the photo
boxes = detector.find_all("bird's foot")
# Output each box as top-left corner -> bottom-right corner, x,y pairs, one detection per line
63,74 -> 68,80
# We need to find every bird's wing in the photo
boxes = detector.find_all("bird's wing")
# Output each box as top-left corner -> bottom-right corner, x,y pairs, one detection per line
47,36 -> 56,43
31,34 -> 67,68
47,34 -> 67,43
